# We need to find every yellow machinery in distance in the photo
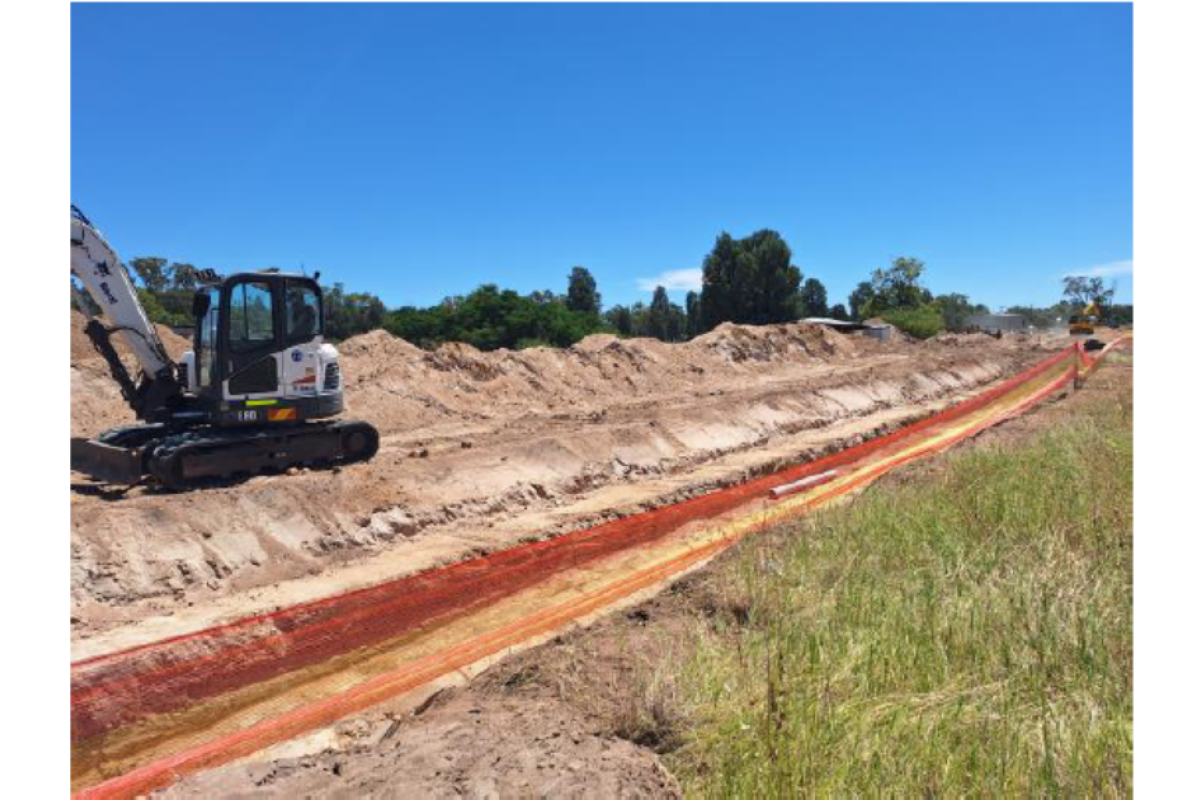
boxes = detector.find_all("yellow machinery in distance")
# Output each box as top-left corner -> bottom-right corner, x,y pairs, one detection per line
1069,301 -> 1102,336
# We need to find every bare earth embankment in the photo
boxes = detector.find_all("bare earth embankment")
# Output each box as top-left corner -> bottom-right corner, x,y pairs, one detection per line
71,315 -> 1061,650
160,344 -> 1130,799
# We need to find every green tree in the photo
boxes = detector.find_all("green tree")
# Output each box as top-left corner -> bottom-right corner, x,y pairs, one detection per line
605,305 -> 634,336
386,284 -> 606,351
848,281 -> 876,321
798,278 -> 829,318
118,257 -> 212,326
867,256 -> 928,314
1061,276 -> 1115,310
169,263 -> 200,291
699,230 -> 801,330
935,293 -> 989,332
699,233 -> 740,330
742,229 -> 801,324
667,304 -> 686,342
387,305 -> 447,348
324,283 -> 387,341
628,302 -> 650,337
566,266 -> 601,315
829,303 -> 849,321
647,286 -> 673,340
685,291 -> 701,339
1005,303 -> 1073,329
1105,304 -> 1133,327
881,304 -> 946,339
135,288 -> 188,327
128,257 -> 170,293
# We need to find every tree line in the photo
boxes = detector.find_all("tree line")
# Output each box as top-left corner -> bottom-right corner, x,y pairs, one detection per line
86,230 -> 1130,350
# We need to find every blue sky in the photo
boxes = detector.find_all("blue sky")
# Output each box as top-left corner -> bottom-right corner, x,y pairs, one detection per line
71,3 -> 1132,311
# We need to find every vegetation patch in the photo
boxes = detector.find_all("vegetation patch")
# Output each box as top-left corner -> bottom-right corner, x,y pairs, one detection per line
75,233 -> 1131,349
882,303 -> 946,339
666,385 -> 1133,795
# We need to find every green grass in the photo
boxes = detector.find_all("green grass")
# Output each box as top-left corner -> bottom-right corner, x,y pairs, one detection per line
668,388 -> 1133,797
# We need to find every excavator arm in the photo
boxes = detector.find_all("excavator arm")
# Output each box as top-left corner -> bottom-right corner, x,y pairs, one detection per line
71,205 -> 183,420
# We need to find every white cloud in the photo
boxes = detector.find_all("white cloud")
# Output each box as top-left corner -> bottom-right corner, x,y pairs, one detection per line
636,268 -> 702,292
1065,259 -> 1133,279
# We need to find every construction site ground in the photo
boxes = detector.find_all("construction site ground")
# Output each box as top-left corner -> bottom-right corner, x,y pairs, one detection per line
69,312 -> 1129,795
72,315 -> 1067,650
151,340 -> 1133,798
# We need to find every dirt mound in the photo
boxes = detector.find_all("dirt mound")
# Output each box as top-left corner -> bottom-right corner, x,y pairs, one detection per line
70,311 -> 192,437
689,322 -> 857,363
67,312 -> 1003,443
71,310 -> 190,363
70,318 -> 873,439
424,341 -> 507,381
331,323 -> 865,437
70,305 -> 1043,640
930,332 -> 1001,347
336,328 -> 425,363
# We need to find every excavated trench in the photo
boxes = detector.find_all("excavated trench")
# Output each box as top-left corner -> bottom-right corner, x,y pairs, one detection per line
71,332 -> 1052,638
69,337 -> 1132,798
70,318 -> 1117,794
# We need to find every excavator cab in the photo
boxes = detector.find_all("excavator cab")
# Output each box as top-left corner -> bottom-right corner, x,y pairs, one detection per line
180,271 -> 345,427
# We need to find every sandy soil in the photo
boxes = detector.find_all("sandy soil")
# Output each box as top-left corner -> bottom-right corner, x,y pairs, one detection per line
70,313 -> 1065,643
161,687 -> 682,799
70,311 -> 192,437
162,353 -> 1130,800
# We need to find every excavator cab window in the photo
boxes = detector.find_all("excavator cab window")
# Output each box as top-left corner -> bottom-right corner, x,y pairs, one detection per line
229,281 -> 276,352
223,278 -> 281,396
196,287 -> 221,389
285,280 -> 321,342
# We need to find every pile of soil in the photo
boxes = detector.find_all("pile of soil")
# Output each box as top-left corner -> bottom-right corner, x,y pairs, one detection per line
688,321 -> 857,362
338,322 -> 862,436
70,311 -> 1042,638
929,332 -> 1003,347
70,311 -> 190,437
70,318 -> 860,440
70,310 -> 190,363
927,330 -> 1071,353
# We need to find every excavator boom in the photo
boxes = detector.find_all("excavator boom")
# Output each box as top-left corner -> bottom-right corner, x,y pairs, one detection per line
71,206 -> 174,379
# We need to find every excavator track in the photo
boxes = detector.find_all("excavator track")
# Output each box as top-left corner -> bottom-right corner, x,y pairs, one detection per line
73,421 -> 379,490
147,420 -> 379,490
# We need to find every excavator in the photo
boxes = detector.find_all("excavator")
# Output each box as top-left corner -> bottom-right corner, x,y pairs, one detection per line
1068,300 -> 1102,337
70,205 -> 379,489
